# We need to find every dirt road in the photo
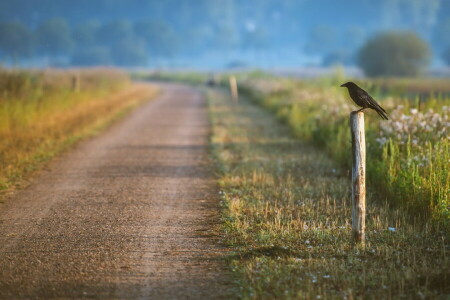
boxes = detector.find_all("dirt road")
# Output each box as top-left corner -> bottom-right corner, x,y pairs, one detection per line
0,83 -> 231,299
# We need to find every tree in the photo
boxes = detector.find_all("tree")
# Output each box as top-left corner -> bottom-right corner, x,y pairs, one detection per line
111,38 -> 148,66
97,20 -> 134,46
358,31 -> 430,77
134,20 -> 178,58
0,21 -> 34,62
72,20 -> 101,47
71,46 -> 111,66
36,18 -> 73,57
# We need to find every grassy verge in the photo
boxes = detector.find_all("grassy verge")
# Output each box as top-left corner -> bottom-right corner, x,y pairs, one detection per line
208,89 -> 449,299
235,76 -> 449,224
0,68 -> 158,197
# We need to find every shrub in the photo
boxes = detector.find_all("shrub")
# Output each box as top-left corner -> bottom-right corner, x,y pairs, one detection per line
358,31 -> 430,77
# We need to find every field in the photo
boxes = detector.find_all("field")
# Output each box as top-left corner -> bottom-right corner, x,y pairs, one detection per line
235,74 -> 449,223
203,73 -> 449,299
0,68 -> 158,196
148,70 -> 449,223
1,68 -> 448,298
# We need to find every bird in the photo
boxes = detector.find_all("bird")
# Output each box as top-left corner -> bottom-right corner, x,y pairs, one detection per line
340,82 -> 389,120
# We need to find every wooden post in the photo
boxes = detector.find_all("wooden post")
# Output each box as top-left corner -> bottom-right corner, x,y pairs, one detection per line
350,111 -> 366,245
229,75 -> 238,102
72,72 -> 80,92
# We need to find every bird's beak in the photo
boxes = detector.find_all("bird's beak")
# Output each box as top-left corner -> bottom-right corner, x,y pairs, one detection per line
340,83 -> 346,87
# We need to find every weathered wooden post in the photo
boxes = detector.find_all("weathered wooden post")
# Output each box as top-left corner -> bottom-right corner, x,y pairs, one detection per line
229,75 -> 238,102
350,111 -> 366,245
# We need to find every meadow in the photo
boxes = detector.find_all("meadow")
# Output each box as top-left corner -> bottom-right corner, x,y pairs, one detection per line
206,77 -> 449,298
235,73 -> 449,224
147,70 -> 449,223
0,68 -> 157,196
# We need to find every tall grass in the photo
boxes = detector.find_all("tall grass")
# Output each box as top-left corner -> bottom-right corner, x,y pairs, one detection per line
208,88 -> 449,299
237,76 -> 449,224
0,68 -> 157,194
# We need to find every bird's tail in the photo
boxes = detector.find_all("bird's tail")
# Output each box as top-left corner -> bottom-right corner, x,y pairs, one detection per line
375,108 -> 389,120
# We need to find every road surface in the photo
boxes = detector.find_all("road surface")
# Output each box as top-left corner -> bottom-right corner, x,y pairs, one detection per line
0,83 -> 231,299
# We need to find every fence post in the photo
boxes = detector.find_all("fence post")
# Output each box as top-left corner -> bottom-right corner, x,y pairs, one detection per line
72,72 -> 80,92
350,111 -> 366,245
229,75 -> 238,102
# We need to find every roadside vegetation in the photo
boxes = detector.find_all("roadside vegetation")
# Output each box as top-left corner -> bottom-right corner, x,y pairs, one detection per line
208,86 -> 449,299
236,74 -> 449,224
148,71 -> 449,224
0,68 -> 158,196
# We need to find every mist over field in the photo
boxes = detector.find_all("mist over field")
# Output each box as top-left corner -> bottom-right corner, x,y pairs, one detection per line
0,0 -> 449,71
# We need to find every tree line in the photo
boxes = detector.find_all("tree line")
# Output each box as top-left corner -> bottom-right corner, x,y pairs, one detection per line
0,13 -> 449,76
0,18 -> 179,67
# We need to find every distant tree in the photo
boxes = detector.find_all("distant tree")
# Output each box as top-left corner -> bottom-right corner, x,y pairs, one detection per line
111,38 -> 148,66
358,31 -> 430,77
36,18 -> 73,57
72,20 -> 100,47
442,47 -> 450,66
71,46 -> 111,66
134,20 -> 178,58
0,21 -> 34,62
97,20 -> 134,46
304,25 -> 337,56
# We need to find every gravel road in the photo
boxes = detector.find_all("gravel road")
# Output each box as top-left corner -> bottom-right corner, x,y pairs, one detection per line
0,83 -> 231,299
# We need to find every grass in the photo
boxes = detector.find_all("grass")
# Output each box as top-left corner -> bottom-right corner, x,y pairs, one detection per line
235,75 -> 449,224
0,68 -> 158,196
145,70 -> 449,222
207,88 -> 449,299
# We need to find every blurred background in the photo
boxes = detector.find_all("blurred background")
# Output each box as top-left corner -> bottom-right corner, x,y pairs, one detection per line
0,0 -> 449,76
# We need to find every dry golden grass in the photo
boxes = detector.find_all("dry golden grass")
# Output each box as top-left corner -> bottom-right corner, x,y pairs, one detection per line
208,89 -> 449,299
0,68 -> 158,195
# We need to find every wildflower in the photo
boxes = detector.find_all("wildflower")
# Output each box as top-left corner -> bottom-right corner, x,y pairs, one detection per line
376,137 -> 387,145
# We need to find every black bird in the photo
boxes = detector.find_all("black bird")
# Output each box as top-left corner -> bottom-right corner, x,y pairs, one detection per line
340,82 -> 389,120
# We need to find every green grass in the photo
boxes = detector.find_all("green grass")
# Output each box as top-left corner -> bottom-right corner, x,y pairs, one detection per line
208,88 -> 449,299
0,68 -> 158,196
235,76 -> 449,224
